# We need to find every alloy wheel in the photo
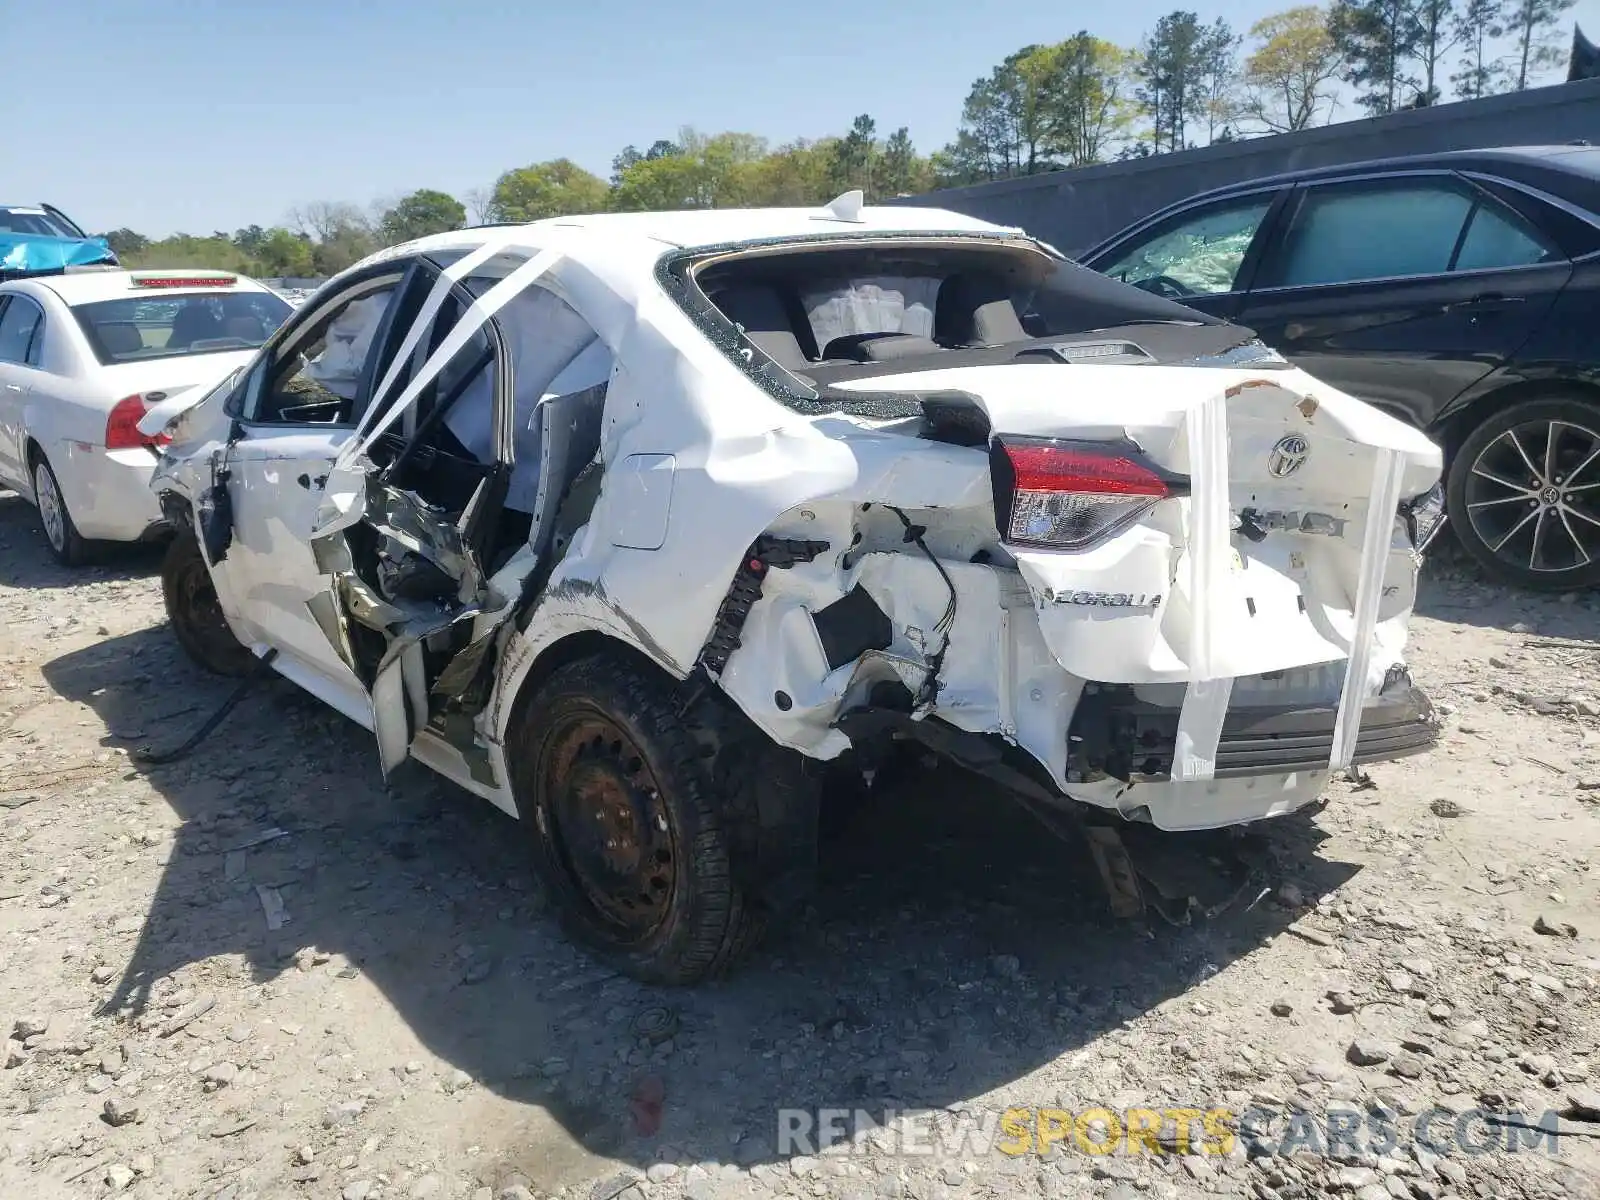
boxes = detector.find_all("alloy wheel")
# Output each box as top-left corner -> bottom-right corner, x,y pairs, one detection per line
33,461 -> 65,554
1462,418 -> 1600,577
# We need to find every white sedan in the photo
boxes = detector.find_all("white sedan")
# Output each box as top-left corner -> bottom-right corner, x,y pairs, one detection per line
0,268 -> 292,564
141,198 -> 1445,983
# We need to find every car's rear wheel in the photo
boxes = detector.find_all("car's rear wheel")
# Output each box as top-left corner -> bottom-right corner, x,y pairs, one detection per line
1447,396 -> 1600,592
162,530 -> 256,677
30,452 -> 87,567
508,655 -> 768,985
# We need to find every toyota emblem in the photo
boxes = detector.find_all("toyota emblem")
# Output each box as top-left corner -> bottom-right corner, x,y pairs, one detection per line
1267,435 -> 1310,478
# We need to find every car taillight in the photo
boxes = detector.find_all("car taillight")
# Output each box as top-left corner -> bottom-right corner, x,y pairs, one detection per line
105,394 -> 170,451
989,435 -> 1189,550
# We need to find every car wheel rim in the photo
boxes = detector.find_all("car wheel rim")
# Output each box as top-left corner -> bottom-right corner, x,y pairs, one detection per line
1463,418 -> 1600,576
34,464 -> 65,553
541,711 -> 677,942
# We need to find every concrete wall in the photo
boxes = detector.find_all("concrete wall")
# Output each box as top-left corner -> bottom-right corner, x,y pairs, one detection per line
888,78 -> 1600,256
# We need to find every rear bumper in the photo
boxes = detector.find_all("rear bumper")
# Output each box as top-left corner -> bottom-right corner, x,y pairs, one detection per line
1067,679 -> 1439,784
51,443 -> 166,542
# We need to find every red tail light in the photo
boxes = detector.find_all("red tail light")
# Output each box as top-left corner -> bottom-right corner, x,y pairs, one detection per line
104,394 -> 170,451
990,436 -> 1189,550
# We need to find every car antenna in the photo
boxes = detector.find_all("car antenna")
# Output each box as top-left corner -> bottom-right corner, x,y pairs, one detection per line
814,189 -> 866,223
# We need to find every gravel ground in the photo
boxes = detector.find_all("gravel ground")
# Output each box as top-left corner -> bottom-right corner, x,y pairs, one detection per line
0,487 -> 1597,1200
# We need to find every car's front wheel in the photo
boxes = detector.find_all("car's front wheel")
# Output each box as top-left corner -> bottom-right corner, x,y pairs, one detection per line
1447,396 -> 1600,592
30,452 -> 88,567
161,530 -> 256,676
508,655 -> 771,985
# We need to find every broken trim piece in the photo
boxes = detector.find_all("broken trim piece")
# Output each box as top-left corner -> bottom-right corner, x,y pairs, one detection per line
1171,386 -> 1235,782
1330,447 -> 1406,770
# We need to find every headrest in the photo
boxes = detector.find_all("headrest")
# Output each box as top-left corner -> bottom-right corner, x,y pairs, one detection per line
936,273 -> 1027,347
821,332 -> 943,362
710,284 -> 809,369
96,322 -> 144,356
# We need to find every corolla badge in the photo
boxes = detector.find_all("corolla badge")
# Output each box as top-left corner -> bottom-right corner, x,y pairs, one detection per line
1267,434 -> 1310,478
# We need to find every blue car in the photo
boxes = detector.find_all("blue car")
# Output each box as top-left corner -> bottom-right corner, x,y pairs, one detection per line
0,203 -> 117,279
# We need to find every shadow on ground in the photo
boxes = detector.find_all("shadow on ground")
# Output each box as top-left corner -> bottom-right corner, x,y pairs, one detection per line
43,624 -> 1359,1191
0,490 -> 164,591
1416,535 -> 1600,643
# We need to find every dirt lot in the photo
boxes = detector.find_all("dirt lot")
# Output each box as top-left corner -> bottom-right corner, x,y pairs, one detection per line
0,488 -> 1598,1200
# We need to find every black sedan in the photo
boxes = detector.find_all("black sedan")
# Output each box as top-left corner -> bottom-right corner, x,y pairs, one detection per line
1074,145 -> 1600,592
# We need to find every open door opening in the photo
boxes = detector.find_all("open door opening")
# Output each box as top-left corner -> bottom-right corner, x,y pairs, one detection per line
306,251 -> 614,781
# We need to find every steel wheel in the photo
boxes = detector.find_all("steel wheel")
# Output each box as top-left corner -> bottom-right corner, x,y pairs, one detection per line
509,654 -> 781,985
1449,398 -> 1600,591
541,711 -> 678,942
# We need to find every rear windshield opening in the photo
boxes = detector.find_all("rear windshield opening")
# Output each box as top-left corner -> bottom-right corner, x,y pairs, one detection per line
72,290 -> 292,364
681,239 -> 1225,388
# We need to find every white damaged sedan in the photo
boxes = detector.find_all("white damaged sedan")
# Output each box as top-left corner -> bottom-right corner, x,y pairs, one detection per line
0,269 -> 291,564
141,194 -> 1446,983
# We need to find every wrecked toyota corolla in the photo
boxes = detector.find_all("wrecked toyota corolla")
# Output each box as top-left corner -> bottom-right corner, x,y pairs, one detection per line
141,194 -> 1446,983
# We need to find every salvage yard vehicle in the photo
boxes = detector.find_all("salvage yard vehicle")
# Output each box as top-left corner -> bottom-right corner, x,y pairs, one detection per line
0,203 -> 117,277
141,194 -> 1446,984
0,268 -> 293,564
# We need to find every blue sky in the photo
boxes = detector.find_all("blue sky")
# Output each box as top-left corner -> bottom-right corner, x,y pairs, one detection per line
8,0 -> 1596,237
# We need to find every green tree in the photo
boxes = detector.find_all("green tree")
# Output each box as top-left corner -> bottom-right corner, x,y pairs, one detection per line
1244,6 -> 1344,130
1412,0 -> 1460,103
101,229 -> 149,258
1197,19 -> 1243,141
489,160 -> 610,222
879,128 -> 925,196
1137,12 -> 1212,152
1451,0 -> 1510,96
119,234 -> 254,274
255,227 -> 315,277
610,139 -> 681,186
683,130 -> 771,207
608,131 -> 773,210
738,138 -> 842,205
1328,0 -> 1424,113
232,225 -> 268,257
379,189 -> 467,244
1506,0 -> 1576,87
938,44 -> 1079,182
1058,35 -> 1141,164
939,83 -> 1019,183
830,114 -> 880,197
609,153 -> 704,210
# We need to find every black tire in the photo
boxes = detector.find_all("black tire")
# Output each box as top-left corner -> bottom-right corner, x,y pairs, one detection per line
508,654 -> 784,985
161,530 -> 256,677
1446,396 -> 1600,592
29,451 -> 88,567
